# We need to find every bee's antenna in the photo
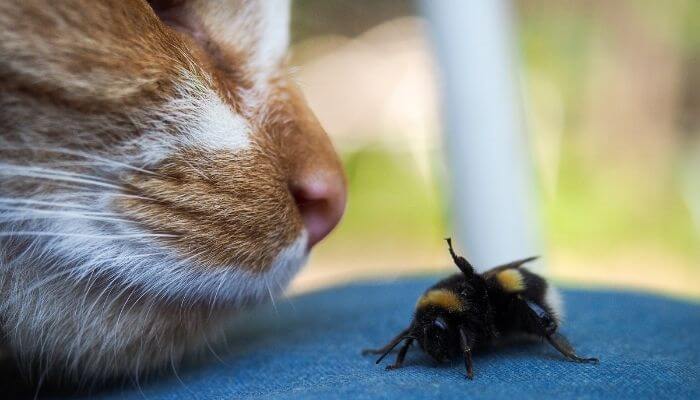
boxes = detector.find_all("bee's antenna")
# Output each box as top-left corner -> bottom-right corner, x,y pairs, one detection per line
445,238 -> 474,276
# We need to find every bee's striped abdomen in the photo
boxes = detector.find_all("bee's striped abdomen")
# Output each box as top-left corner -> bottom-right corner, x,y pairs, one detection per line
496,269 -> 526,293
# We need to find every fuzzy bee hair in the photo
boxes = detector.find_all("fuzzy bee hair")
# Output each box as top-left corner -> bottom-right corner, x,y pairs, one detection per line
364,239 -> 597,379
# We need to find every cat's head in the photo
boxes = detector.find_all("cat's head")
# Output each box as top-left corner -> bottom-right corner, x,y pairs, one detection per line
0,0 -> 346,305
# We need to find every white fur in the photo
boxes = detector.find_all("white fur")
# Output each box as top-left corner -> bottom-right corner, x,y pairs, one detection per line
254,0 -> 291,72
0,202 -> 308,378
195,96 -> 251,151
545,285 -> 565,323
123,72 -> 252,167
1,201 -> 308,305
176,73 -> 252,152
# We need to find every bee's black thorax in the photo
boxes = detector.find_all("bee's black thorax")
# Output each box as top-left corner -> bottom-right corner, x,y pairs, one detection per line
413,267 -> 560,355
365,239 -> 598,378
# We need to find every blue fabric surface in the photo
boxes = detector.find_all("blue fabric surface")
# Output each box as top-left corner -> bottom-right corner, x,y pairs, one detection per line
61,278 -> 700,399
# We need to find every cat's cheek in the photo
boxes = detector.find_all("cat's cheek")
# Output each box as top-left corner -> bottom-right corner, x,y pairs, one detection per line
104,144 -> 309,303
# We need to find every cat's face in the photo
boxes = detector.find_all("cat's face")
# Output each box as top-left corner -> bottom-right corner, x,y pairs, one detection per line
0,0 -> 346,305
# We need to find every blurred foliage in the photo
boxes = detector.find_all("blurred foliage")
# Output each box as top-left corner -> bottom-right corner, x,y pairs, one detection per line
326,147 -> 446,251
543,145 -> 699,259
518,0 -> 699,262
292,0 -> 700,297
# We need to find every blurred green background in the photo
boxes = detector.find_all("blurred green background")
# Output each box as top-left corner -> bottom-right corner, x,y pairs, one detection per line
287,0 -> 700,299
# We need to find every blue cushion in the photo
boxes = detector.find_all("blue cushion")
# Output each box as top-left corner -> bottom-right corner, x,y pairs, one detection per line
54,278 -> 700,398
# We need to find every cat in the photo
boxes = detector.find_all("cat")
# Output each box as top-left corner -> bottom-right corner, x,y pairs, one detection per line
0,0 -> 346,384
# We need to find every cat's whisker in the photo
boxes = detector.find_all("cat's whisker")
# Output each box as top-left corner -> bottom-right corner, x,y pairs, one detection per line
0,206 -> 121,217
0,231 -> 178,239
0,206 -> 132,225
0,166 -> 125,190
0,198 -> 93,210
23,268 -> 76,295
183,158 -> 209,181
2,146 -> 162,177
176,249 -> 209,268
60,192 -> 158,203
208,273 -> 229,311
0,164 -> 117,184
0,213 -> 130,225
265,280 -> 278,315
90,252 -> 161,264
52,160 -> 164,179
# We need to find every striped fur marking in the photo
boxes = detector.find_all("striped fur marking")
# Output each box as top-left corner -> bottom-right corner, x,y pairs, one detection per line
496,269 -> 526,293
416,289 -> 464,312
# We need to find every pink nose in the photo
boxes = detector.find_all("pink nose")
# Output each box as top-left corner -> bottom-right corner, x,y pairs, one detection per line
291,172 -> 347,249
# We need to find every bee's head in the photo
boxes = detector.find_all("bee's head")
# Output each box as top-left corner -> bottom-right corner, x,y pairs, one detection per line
419,316 -> 454,362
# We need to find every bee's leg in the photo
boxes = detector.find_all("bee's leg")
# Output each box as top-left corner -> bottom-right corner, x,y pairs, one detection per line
458,326 -> 475,380
546,332 -> 599,364
385,338 -> 414,370
361,328 -> 410,356
517,299 -> 598,363
516,298 -> 598,363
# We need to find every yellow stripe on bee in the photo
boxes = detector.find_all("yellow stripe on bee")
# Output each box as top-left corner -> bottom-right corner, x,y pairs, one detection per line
497,269 -> 526,292
416,289 -> 464,312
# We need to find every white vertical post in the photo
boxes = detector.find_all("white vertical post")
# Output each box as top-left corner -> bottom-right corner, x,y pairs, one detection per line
421,0 -> 542,270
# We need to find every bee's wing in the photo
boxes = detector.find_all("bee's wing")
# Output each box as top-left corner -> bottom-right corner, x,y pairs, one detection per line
482,256 -> 539,280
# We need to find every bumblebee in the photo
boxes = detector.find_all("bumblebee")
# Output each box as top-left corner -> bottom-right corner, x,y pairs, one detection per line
363,238 -> 598,379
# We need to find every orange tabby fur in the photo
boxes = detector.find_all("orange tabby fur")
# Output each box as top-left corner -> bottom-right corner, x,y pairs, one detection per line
0,0 -> 345,384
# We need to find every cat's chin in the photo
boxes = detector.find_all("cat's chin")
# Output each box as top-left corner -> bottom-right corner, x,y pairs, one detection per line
104,228 -> 311,307
153,229 -> 311,306
76,233 -> 311,312
3,229 -> 310,384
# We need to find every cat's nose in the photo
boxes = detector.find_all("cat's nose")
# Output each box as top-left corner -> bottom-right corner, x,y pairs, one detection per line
290,171 -> 347,249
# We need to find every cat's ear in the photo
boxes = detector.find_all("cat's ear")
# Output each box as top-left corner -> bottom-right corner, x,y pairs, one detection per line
147,0 -> 291,74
